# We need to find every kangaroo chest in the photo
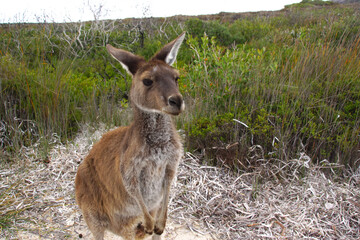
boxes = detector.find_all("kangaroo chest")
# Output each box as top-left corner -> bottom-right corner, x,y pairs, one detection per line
120,140 -> 179,212
138,144 -> 178,206
121,112 -> 181,213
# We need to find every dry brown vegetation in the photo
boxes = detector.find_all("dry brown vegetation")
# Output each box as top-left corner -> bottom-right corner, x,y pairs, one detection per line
1,125 -> 359,239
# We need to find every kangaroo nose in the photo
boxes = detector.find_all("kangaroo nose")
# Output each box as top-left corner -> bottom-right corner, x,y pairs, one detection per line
168,95 -> 183,110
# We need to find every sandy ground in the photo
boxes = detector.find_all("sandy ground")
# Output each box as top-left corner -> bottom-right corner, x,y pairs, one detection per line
1,124 -> 360,239
76,223 -> 213,240
16,220 -> 213,240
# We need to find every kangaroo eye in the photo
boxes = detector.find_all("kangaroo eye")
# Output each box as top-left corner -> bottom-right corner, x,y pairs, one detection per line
143,79 -> 153,87
175,77 -> 180,82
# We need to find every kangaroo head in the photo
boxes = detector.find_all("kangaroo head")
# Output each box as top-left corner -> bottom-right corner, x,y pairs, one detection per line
106,32 -> 186,116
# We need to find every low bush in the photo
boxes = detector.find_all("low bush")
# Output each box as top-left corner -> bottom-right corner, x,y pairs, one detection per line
182,28 -> 360,169
1,2 -> 359,171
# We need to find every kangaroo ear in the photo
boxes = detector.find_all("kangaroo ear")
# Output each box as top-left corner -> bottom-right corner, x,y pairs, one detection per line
152,32 -> 186,66
106,44 -> 145,75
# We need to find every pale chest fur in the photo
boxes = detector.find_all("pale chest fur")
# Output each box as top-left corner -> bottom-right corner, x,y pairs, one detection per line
121,142 -> 181,216
139,143 -> 181,205
121,112 -> 183,215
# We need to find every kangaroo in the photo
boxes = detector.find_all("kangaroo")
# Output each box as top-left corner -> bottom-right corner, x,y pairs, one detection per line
75,32 -> 186,240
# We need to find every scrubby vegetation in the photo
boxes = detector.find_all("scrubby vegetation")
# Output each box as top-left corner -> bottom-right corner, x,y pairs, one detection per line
1,0 -> 359,171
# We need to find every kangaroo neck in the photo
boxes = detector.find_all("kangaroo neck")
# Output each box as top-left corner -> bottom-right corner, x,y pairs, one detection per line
132,105 -> 174,147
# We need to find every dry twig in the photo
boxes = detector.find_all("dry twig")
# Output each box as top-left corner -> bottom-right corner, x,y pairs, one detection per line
0,124 -> 359,239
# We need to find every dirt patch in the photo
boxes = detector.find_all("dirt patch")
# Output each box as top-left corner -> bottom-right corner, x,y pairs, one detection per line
1,124 -> 360,239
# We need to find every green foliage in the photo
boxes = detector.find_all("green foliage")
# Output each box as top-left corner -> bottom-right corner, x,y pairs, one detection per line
286,0 -> 334,9
185,113 -> 244,167
1,3 -> 360,171
186,112 -> 235,144
181,7 -> 360,169
185,17 -> 274,46
186,19 -> 233,45
0,22 -> 133,155
229,18 -> 273,45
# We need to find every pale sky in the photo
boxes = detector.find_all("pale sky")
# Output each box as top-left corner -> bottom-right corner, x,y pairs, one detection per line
1,0 -> 302,23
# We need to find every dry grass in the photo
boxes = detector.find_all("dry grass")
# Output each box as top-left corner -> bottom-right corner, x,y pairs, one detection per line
0,124 -> 359,239
172,151 -> 360,239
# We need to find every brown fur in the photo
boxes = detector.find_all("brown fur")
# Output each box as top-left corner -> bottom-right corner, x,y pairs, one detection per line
75,33 -> 186,240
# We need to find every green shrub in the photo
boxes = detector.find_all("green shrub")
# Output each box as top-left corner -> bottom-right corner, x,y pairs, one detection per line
185,113 -> 247,167
182,28 -> 360,169
229,18 -> 273,44
185,19 -> 234,46
1,3 -> 360,171
285,0 -> 334,9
